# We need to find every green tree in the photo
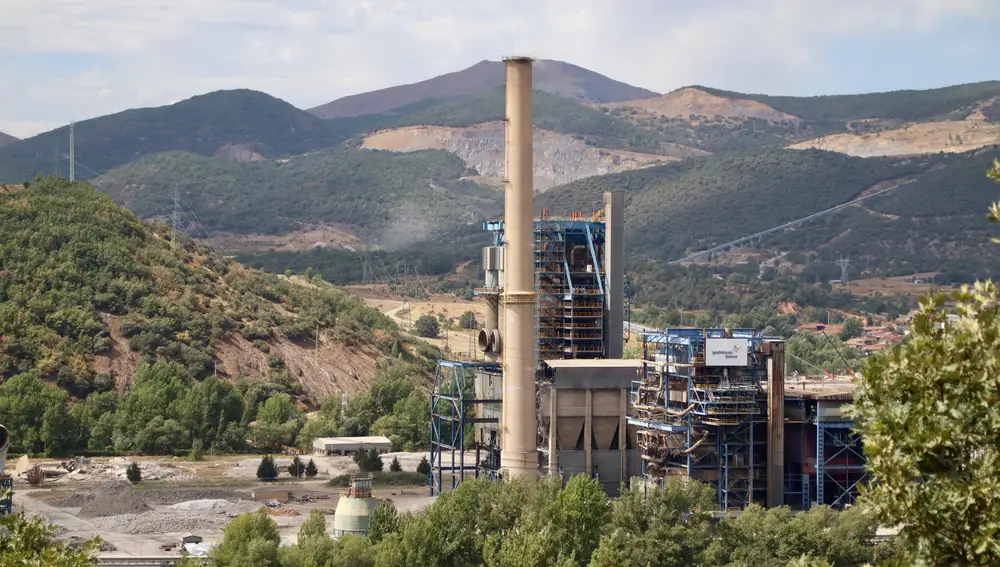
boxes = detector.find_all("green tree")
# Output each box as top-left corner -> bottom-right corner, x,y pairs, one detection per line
851,282 -> 1000,566
256,455 -> 279,481
354,449 -> 384,473
298,509 -> 327,541
125,461 -> 142,484
288,455 -> 305,478
304,459 -> 319,478
458,311 -> 478,330
414,315 -> 439,338
210,510 -> 281,567
368,500 -> 401,544
839,317 -> 864,340
389,456 -> 402,472
0,504 -> 101,567
416,456 -> 431,476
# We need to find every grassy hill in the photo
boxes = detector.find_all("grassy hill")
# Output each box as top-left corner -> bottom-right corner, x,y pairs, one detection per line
0,90 -> 344,183
537,146 -> 1000,278
698,81 -> 1000,122
308,58 -> 657,119
93,147 -> 502,242
0,177 -> 438,404
0,131 -> 17,148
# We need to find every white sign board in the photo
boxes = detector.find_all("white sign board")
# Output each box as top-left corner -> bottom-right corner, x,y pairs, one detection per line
705,338 -> 749,367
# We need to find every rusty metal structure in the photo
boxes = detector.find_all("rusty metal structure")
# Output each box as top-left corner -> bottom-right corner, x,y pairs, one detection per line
630,329 -> 866,511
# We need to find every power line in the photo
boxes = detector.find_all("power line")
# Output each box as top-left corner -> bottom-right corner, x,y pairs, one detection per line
670,179 -> 916,264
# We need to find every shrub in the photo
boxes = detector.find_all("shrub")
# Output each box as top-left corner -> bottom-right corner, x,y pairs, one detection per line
125,462 -> 142,484
389,456 -> 402,472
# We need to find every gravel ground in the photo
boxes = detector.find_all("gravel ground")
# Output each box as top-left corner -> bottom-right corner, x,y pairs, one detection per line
141,488 -> 243,505
90,500 -> 263,535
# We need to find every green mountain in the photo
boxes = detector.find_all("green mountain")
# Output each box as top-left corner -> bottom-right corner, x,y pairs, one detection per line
537,146 -> 1000,279
697,81 -> 1000,122
0,131 -> 17,148
0,176 -> 432,402
0,90 -> 344,183
308,58 -> 658,118
93,147 -> 502,242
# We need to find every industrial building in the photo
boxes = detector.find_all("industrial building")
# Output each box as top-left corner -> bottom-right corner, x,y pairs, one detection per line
428,56 -> 867,506
630,328 -> 865,511
311,436 -> 392,456
429,56 -> 636,494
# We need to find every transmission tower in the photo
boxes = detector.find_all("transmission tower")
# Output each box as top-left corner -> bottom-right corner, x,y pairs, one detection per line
836,257 -> 850,283
69,122 -> 75,182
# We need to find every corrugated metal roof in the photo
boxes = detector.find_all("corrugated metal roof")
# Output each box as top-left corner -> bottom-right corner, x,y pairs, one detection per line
313,436 -> 392,446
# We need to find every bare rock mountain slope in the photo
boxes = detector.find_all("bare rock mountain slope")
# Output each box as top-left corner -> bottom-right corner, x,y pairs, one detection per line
362,122 -> 687,190
309,59 -> 658,119
604,87 -> 800,123
790,118 -> 1000,157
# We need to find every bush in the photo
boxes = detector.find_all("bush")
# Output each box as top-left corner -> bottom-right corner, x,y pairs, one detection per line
414,315 -> 439,338
26,465 -> 44,486
257,454 -> 279,480
304,458 -> 318,478
287,455 -> 305,477
389,456 -> 402,472
327,471 -> 427,487
353,449 -> 384,473
125,462 -> 142,484
416,455 -> 431,476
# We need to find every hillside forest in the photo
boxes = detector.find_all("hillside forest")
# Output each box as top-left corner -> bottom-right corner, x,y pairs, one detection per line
0,178 -> 436,457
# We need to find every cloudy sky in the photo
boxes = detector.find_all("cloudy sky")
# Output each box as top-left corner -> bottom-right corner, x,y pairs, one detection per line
1,0 -> 998,138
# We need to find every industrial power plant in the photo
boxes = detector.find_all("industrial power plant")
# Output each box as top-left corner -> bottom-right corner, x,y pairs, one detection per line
429,57 -> 866,510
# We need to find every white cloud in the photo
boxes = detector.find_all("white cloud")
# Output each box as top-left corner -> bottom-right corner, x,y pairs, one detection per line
0,0 -> 997,138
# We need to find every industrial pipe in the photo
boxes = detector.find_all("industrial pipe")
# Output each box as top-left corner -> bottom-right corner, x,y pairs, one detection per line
499,56 -> 538,480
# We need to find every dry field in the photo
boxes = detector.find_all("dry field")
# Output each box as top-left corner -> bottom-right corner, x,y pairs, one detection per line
837,273 -> 951,297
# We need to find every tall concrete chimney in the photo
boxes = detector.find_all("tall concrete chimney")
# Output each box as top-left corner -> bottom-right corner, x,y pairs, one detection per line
603,191 -> 625,358
500,56 -> 538,480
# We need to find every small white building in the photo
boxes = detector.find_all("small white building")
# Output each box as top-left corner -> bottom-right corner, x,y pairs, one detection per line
312,436 -> 392,456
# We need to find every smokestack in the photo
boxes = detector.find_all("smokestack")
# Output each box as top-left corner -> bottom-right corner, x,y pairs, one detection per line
604,191 -> 625,358
500,56 -> 538,480
0,424 -> 9,476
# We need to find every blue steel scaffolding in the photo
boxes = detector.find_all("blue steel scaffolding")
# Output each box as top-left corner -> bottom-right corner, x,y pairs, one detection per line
629,329 -> 772,511
483,216 -> 606,360
816,421 -> 867,508
0,476 -> 11,515
429,361 -> 503,495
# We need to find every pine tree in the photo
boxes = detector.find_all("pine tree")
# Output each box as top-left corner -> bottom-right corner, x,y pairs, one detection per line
416,455 -> 431,476
287,455 -> 304,477
389,456 -> 402,472
304,458 -> 319,478
257,454 -> 279,481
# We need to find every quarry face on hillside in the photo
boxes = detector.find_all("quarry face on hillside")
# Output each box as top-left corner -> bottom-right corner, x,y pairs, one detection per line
790,119 -> 1000,157
604,87 -> 800,122
362,122 -> 673,191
